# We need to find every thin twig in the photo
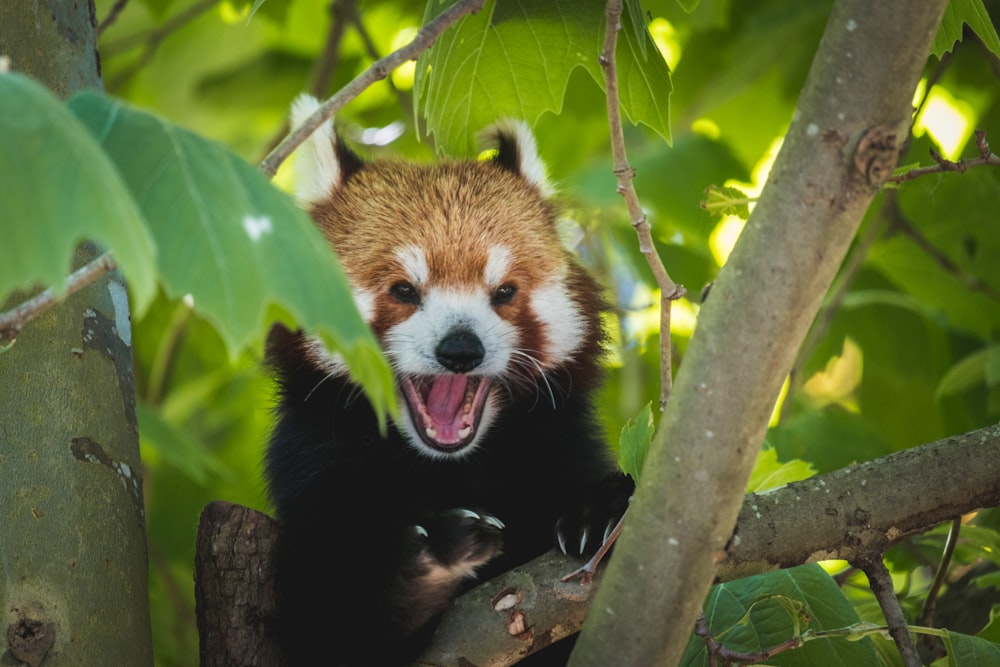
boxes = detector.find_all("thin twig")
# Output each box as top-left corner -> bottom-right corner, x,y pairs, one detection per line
918,517 -> 961,658
886,130 -> 1000,183
310,0 -> 352,99
852,551 -> 922,667
255,0 -> 354,163
919,517 -> 961,628
561,501 -> 631,584
102,0 -> 218,92
599,0 -> 685,413
694,613 -> 802,665
97,0 -> 130,36
0,253 -> 118,343
346,0 -> 415,125
259,0 -> 486,178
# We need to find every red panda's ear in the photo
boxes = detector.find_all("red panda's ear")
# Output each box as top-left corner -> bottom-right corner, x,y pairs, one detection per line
290,94 -> 365,206
481,119 -> 554,198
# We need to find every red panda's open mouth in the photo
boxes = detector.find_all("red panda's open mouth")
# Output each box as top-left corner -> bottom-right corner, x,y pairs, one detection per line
400,375 -> 492,452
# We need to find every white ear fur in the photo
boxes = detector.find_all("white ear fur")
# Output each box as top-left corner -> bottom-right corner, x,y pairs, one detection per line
290,94 -> 341,206
483,119 -> 555,198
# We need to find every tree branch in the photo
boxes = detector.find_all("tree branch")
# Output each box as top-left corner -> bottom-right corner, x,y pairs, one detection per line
886,130 -> 1000,183
414,424 -> 1000,665
258,0 -> 486,178
0,252 -> 118,344
599,0 -> 685,413
195,425 -> 1000,666
570,1 -> 950,664
852,553 -> 921,667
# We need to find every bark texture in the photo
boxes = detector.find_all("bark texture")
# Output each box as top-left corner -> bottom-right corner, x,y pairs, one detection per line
0,3 -> 153,664
196,501 -> 284,667
570,1 -> 950,664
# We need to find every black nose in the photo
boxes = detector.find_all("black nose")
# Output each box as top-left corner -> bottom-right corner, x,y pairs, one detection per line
436,329 -> 484,373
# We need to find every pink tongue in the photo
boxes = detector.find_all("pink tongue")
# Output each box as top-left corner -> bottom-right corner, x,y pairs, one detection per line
426,375 -> 469,425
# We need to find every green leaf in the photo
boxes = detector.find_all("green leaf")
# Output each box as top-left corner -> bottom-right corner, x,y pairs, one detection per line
0,73 -> 156,314
988,346 -> 1000,386
66,92 -> 394,418
747,446 -> 815,493
932,0 -> 1000,59
978,606 -> 1000,643
929,630 -> 1000,666
701,184 -> 752,219
675,0 -> 702,12
618,401 -> 655,481
681,565 -> 879,666
936,346 -> 993,399
415,0 -> 671,154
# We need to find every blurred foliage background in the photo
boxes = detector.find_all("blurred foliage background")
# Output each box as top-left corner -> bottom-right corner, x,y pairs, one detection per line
86,0 -> 1000,663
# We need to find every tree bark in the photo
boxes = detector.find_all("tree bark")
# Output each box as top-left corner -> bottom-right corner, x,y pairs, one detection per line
0,3 -> 154,665
569,1 -> 950,665
195,501 -> 284,667
194,424 -> 1000,665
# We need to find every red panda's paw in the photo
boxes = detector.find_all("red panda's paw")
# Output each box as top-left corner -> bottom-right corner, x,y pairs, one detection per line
405,508 -> 505,577
555,473 -> 634,556
391,509 -> 504,638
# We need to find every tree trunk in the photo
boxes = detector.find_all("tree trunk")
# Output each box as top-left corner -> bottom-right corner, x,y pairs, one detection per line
0,3 -> 154,665
569,1 -> 950,665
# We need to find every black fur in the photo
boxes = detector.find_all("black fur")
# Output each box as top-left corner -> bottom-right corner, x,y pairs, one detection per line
265,327 -> 632,665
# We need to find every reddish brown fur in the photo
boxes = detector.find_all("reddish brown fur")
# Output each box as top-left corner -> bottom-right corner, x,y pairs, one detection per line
308,158 -> 594,367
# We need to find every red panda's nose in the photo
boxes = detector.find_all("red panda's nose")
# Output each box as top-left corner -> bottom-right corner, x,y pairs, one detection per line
436,329 -> 485,373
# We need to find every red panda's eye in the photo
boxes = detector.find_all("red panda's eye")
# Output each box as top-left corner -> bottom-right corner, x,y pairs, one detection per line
492,284 -> 516,306
390,282 -> 420,305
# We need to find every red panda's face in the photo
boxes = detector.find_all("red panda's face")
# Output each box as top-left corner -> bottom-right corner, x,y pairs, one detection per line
290,98 -> 604,459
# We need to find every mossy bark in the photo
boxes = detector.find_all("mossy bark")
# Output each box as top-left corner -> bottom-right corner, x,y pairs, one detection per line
0,3 -> 154,664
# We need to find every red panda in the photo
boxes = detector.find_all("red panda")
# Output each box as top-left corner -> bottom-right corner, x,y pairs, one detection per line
265,95 -> 633,666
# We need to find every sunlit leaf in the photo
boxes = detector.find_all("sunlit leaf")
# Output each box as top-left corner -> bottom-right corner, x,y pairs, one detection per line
66,92 -> 394,418
618,402 -> 655,481
0,73 -> 156,314
701,184 -> 752,219
415,0 -> 671,154
747,447 -> 815,493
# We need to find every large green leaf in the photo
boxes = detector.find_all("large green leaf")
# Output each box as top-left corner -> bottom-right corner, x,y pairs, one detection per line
932,0 -> 1000,59
414,0 -> 671,154
931,630 -> 1000,666
66,92 -> 394,417
681,565 -> 880,666
0,73 -> 156,313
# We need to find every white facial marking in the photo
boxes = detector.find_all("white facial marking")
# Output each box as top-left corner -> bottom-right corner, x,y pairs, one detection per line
485,245 -> 512,286
352,286 -> 375,322
531,277 -> 585,367
385,287 -> 515,377
384,286 -> 517,458
395,245 -> 429,286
